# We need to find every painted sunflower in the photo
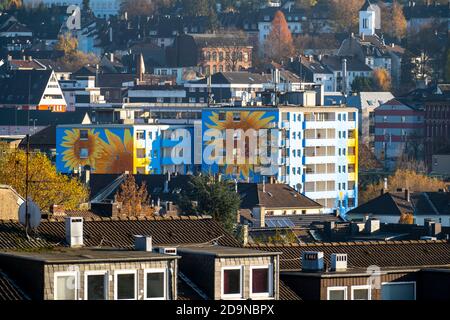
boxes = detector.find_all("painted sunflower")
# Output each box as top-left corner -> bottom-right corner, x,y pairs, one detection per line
205,111 -> 275,179
61,129 -> 103,170
96,129 -> 134,174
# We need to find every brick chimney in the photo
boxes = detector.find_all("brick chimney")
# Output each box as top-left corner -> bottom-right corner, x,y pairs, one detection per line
50,204 -> 65,216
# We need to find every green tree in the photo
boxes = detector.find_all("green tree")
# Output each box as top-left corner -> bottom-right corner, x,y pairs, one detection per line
351,76 -> 375,92
0,148 -> 88,211
177,175 -> 241,232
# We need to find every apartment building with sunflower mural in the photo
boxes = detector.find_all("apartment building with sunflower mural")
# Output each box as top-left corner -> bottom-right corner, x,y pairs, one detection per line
201,106 -> 358,215
56,124 -> 195,175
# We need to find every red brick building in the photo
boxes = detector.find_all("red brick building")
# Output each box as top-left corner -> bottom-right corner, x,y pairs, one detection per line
424,99 -> 450,169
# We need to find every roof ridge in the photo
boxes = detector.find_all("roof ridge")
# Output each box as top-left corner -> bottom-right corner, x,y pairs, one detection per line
248,239 -> 449,248
35,215 -> 213,223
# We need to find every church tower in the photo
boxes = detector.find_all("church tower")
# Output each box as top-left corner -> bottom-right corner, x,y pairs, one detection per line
359,0 -> 377,36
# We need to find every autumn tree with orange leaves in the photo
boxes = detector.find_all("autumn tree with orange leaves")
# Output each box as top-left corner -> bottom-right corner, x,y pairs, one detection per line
115,174 -> 154,217
373,68 -> 392,91
381,1 -> 407,40
264,10 -> 295,63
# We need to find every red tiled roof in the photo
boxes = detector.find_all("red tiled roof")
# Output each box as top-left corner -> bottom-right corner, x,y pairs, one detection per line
249,240 -> 450,271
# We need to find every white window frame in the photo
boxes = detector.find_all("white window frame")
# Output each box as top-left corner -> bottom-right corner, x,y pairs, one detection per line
249,265 -> 274,299
351,285 -> 372,300
84,270 -> 109,300
221,266 -> 243,299
327,286 -> 348,300
381,281 -> 416,300
143,268 -> 167,300
114,270 -> 137,300
54,271 -> 79,300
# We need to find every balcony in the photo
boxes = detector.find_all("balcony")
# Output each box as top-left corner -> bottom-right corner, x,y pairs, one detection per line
281,121 -> 290,129
347,155 -> 356,164
347,138 -> 356,147
348,172 -> 357,181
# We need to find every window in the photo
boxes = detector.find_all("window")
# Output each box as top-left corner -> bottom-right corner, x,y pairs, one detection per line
351,285 -> 371,300
85,271 -> 108,300
136,148 -> 146,158
144,269 -> 167,300
327,286 -> 347,300
250,266 -> 272,298
54,271 -> 78,300
219,112 -> 226,121
114,271 -> 137,300
80,148 -> 88,159
222,267 -> 242,298
80,129 -> 88,140
232,112 -> 241,122
381,282 -> 416,300
136,131 -> 145,140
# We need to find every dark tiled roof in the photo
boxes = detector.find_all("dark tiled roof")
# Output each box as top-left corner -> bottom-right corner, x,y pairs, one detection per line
348,192 -> 450,216
0,109 -> 91,126
0,70 -> 52,105
191,72 -> 271,85
18,125 -> 56,148
321,56 -> 372,72
279,280 -> 302,300
239,183 -> 322,210
0,270 -> 28,300
250,240 -> 450,271
0,216 -> 240,250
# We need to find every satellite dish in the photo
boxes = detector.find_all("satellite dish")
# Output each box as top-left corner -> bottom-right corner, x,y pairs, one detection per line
19,198 -> 41,229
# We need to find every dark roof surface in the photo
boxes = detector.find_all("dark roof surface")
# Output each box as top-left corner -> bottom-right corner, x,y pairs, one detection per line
0,109 -> 91,126
348,192 -> 450,216
250,240 -> 450,271
0,270 -> 28,301
0,216 -> 240,250
18,125 -> 55,147
0,70 -> 52,105
238,183 -> 322,210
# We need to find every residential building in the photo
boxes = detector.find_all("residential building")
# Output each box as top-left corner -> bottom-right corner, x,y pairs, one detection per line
347,189 -> 450,226
431,151 -> 450,177
238,182 -> 324,227
254,240 -> 450,300
56,124 -> 195,175
320,56 -> 373,94
293,56 -> 334,92
424,98 -> 450,169
201,105 -> 359,214
346,91 -> 394,148
0,185 -> 24,221
403,2 -> 450,33
190,34 -> 253,75
23,0 -> 123,18
178,246 -> 280,300
374,98 -> 425,170
0,70 -> 67,112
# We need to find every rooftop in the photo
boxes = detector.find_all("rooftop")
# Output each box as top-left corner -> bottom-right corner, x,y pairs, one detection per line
250,240 -> 450,271
0,216 -> 240,250
0,248 -> 177,264
177,245 -> 281,258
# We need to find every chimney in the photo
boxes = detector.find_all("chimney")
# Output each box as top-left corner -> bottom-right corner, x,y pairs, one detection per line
341,58 -> 347,94
262,179 -> 266,193
256,205 -> 265,228
405,189 -> 410,202
84,168 -> 90,185
137,53 -> 145,82
109,52 -> 114,63
331,253 -> 347,272
134,235 -> 152,251
365,218 -> 380,234
65,217 -> 83,247
7,55 -> 12,61
242,224 -> 249,246
164,172 -> 171,193
324,221 -> 335,235
50,204 -> 65,216
302,251 -> 324,272
109,27 -> 113,43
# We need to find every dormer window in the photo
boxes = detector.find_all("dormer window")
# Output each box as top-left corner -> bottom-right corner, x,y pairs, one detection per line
222,266 -> 242,298
251,265 -> 273,298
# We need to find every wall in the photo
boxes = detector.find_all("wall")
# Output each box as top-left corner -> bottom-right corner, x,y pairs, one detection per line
0,186 -> 24,220
43,259 -> 176,300
56,126 -> 134,174
213,256 -> 278,300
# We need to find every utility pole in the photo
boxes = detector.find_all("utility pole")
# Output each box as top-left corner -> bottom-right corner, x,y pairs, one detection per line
25,134 -> 30,239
